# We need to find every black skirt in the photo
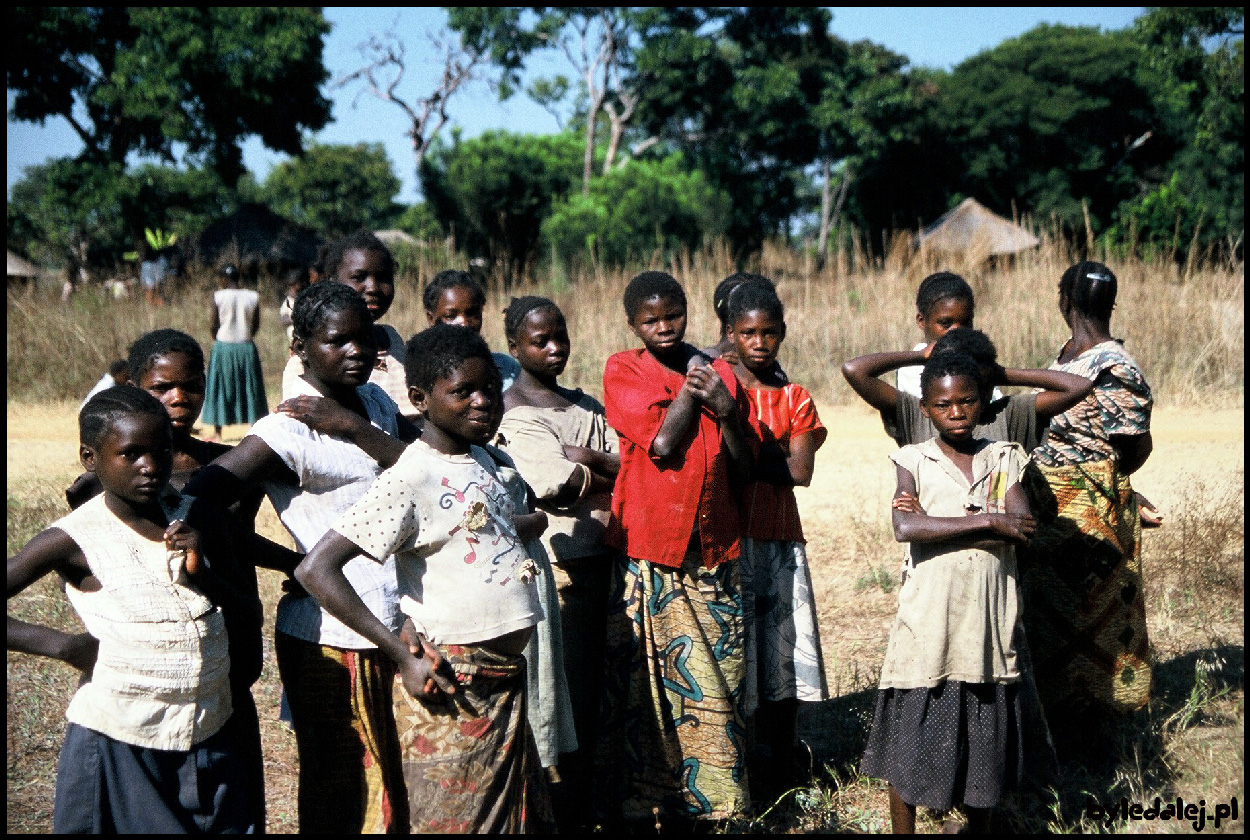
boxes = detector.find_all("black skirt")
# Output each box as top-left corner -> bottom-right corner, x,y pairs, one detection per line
860,680 -> 1022,811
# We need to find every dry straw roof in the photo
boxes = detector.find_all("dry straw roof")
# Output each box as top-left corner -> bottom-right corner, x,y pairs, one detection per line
7,250 -> 42,278
917,197 -> 1040,255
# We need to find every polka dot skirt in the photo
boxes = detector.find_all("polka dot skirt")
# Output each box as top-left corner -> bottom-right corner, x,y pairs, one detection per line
859,681 -> 1023,811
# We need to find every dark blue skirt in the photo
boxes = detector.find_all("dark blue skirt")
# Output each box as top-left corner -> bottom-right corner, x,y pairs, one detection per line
860,680 -> 1023,811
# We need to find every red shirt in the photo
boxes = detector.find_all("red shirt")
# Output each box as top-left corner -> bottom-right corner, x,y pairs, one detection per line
740,383 -> 827,542
603,348 -> 748,569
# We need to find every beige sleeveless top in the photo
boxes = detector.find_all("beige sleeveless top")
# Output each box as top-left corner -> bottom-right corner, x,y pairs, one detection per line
54,494 -> 232,751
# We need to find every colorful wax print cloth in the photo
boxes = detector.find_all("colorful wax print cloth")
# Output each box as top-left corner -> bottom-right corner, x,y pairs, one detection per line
274,633 -> 408,834
595,552 -> 749,823
1020,458 -> 1151,712
392,643 -> 555,834
1033,339 -> 1152,467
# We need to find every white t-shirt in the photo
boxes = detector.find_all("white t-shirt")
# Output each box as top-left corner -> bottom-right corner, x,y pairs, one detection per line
334,437 -> 542,646
81,372 -> 117,411
214,288 -> 260,343
249,379 -> 402,648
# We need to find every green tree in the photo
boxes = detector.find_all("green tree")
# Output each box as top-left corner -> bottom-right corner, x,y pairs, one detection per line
1130,7 -> 1244,255
9,7 -> 331,180
260,143 -> 403,238
396,203 -> 446,242
9,7 -> 332,259
542,154 -> 731,268
934,24 -> 1161,233
448,8 -> 645,191
811,39 -> 929,256
630,8 -> 842,256
420,130 -> 582,286
8,159 -> 234,274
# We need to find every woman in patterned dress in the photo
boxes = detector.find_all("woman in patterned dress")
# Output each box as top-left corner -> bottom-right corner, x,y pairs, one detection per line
1022,261 -> 1157,746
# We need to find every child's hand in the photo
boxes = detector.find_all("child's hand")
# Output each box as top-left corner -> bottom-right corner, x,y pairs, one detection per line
686,364 -> 735,417
891,492 -> 924,514
516,510 -> 549,542
986,512 -> 1036,542
165,519 -> 202,576
686,351 -> 712,372
397,632 -> 459,702
62,632 -> 99,677
277,395 -> 363,437
1136,492 -> 1164,529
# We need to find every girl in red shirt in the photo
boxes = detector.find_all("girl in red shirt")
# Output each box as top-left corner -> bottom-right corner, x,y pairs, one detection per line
597,271 -> 754,828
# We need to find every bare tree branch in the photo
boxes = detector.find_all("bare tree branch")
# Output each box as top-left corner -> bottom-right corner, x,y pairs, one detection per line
335,29 -> 481,183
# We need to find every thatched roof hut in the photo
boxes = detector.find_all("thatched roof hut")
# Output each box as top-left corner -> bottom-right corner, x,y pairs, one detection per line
183,204 -> 322,277
8,250 -> 42,281
916,198 -> 1039,256
374,229 -> 419,248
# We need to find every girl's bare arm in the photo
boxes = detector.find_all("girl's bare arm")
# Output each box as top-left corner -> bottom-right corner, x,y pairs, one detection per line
650,383 -> 703,460
685,364 -> 753,482
994,366 -> 1094,422
276,395 -> 408,468
184,435 -> 298,507
753,431 -> 820,487
7,528 -> 98,672
891,465 -> 1035,545
296,530 -> 457,699
841,349 -> 928,417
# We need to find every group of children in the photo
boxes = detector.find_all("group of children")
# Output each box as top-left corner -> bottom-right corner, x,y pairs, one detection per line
10,232 -> 1149,834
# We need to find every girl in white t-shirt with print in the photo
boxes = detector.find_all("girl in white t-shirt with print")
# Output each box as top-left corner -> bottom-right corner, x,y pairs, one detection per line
298,323 -> 552,834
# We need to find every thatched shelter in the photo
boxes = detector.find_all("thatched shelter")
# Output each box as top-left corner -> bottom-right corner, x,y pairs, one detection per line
374,229 -> 419,248
183,204 -> 322,278
8,250 -> 42,282
916,198 -> 1039,256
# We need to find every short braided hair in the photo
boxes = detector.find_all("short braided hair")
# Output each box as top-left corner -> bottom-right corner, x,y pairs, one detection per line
292,281 -> 370,342
503,296 -> 563,341
79,385 -> 170,449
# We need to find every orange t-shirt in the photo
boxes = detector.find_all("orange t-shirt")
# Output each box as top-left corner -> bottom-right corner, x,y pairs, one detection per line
740,383 -> 827,543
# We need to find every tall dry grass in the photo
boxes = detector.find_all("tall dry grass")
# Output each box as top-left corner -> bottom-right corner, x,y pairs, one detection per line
7,238 -> 1243,411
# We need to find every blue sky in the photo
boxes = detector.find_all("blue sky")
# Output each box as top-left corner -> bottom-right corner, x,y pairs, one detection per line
7,7 -> 1145,203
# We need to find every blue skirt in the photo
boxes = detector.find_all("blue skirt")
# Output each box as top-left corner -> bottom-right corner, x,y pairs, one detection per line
202,341 -> 268,426
860,681 -> 1022,811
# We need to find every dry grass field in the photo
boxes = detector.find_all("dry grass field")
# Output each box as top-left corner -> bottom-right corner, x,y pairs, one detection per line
6,244 -> 1244,832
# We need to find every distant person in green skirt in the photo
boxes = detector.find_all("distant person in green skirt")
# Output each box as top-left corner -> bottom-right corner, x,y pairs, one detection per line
203,264 -> 268,440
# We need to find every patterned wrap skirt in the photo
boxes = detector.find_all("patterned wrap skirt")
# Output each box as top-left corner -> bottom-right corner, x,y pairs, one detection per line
274,633 -> 407,834
595,553 -> 750,823
739,537 -> 829,712
202,340 -> 268,427
1020,459 -> 1152,713
393,643 -> 555,834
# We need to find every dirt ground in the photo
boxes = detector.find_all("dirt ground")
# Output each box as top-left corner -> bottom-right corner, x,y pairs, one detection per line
6,400 -> 1244,832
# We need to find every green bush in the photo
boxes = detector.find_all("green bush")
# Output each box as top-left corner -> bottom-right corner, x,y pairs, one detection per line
542,155 -> 732,270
